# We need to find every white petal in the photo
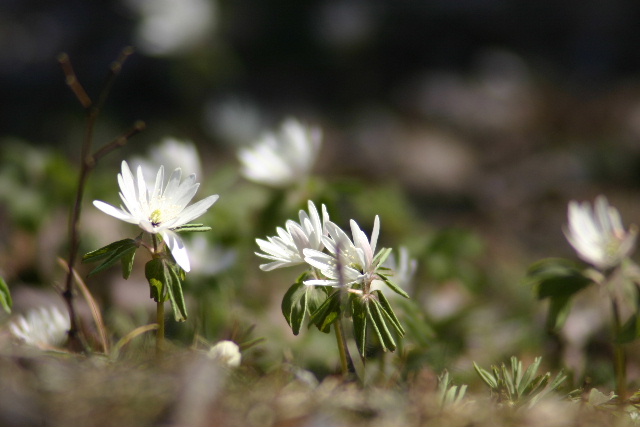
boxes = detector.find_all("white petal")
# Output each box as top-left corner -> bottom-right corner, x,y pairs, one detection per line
161,230 -> 190,272
93,201 -> 138,224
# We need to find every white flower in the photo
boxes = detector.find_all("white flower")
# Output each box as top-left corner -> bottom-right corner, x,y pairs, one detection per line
303,216 -> 382,288
126,0 -> 217,56
238,118 -> 321,187
10,306 -> 69,348
93,160 -> 219,272
132,137 -> 202,183
255,201 -> 330,271
564,195 -> 637,270
207,340 -> 241,367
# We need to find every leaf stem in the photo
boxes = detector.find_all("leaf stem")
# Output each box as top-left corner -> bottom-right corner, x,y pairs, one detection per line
156,300 -> 165,357
611,298 -> 627,401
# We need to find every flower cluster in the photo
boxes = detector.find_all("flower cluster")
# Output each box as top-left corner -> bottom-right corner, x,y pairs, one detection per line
256,201 -> 411,296
256,201 -> 412,357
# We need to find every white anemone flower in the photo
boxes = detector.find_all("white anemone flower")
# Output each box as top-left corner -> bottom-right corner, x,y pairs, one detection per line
564,195 -> 637,270
303,216 -> 382,288
238,118 -> 321,187
93,160 -> 219,272
10,306 -> 69,348
256,201 -> 329,271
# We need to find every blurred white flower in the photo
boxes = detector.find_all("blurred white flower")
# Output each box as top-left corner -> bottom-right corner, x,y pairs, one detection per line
256,201 -> 330,271
188,235 -> 236,276
132,137 -> 202,183
9,306 -> 69,348
238,119 -> 322,187
372,246 -> 417,293
304,216 -> 383,288
126,0 -> 217,56
564,195 -> 637,270
93,161 -> 219,272
207,340 -> 241,367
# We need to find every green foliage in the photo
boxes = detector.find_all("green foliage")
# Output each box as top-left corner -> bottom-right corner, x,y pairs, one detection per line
349,290 -> 406,360
145,258 -> 188,322
437,370 -> 467,408
473,356 -> 566,408
0,277 -> 12,314
173,224 -> 213,233
524,258 -> 594,330
281,273 -> 325,335
82,237 -> 141,279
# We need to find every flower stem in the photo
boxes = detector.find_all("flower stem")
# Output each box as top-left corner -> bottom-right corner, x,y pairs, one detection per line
611,299 -> 627,401
156,300 -> 165,357
334,317 -> 356,379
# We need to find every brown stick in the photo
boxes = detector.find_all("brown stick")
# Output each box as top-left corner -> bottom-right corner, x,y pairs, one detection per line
60,47 -> 142,352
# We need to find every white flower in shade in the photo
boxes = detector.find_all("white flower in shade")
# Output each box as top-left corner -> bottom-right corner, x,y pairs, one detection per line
303,216 -> 382,288
10,306 -> 69,348
93,160 -> 219,272
207,340 -> 241,367
132,137 -> 202,183
238,118 -> 321,187
564,195 -> 637,270
255,201 -> 330,271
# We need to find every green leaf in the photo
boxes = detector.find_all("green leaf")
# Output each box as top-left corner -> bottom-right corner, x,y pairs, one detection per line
87,243 -> 138,277
473,362 -> 498,389
351,295 -> 367,359
367,299 -> 396,352
172,224 -> 212,233
525,258 -> 593,299
166,262 -> 187,322
373,290 -> 405,336
0,277 -> 12,313
378,272 -> 410,299
310,291 -> 342,333
121,248 -> 136,279
281,279 -> 309,335
145,258 -> 166,302
546,296 -> 572,331
372,247 -> 392,268
82,238 -> 138,263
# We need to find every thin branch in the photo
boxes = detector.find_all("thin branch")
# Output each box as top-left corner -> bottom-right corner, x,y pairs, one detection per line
92,120 -> 146,163
61,47 -> 143,352
57,53 -> 92,109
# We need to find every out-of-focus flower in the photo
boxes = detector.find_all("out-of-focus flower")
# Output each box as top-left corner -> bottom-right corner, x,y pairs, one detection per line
9,306 -> 69,348
304,216 -> 383,288
372,246 -> 417,293
238,119 -> 321,187
207,340 -> 241,367
255,201 -> 329,271
93,161 -> 219,272
126,0 -> 217,56
564,195 -> 637,270
132,137 -> 202,183
188,235 -> 236,277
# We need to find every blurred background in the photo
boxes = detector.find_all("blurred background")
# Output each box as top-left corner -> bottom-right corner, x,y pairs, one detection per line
2,0 -> 640,388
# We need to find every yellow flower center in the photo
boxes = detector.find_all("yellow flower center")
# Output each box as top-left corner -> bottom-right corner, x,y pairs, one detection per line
150,209 -> 163,226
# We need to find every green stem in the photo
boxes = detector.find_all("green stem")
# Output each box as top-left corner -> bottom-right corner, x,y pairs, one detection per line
156,300 -> 165,356
334,317 -> 356,379
611,299 -> 627,401
334,318 -> 349,376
